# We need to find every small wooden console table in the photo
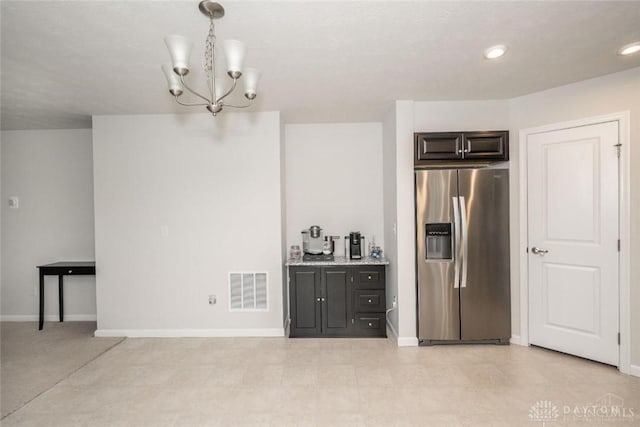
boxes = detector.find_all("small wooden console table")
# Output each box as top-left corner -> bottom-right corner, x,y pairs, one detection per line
37,261 -> 96,330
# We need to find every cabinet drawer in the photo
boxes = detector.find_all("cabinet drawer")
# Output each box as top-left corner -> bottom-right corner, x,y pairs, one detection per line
355,313 -> 386,337
355,267 -> 385,289
40,266 -> 96,276
354,290 -> 385,312
64,266 -> 95,275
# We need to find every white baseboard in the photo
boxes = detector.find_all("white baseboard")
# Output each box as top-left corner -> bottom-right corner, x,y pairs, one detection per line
386,321 -> 418,346
94,328 -> 285,338
628,364 -> 640,378
1,314 -> 97,322
397,336 -> 419,347
510,334 -> 524,346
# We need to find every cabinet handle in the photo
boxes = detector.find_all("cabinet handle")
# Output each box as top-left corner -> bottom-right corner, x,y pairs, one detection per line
68,270 -> 73,273
316,298 -> 321,302
321,297 -> 325,302
350,277 -> 354,283
368,322 -> 372,327
368,299 -> 372,303
367,275 -> 372,280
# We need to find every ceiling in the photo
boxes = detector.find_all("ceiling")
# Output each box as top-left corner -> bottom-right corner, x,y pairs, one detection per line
2,1 -> 640,130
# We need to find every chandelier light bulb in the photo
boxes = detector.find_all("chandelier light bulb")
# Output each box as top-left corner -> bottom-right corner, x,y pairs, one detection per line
223,39 -> 246,78
164,35 -> 194,75
243,67 -> 260,100
161,64 -> 183,96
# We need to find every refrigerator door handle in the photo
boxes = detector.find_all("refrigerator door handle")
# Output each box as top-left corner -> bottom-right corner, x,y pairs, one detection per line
459,196 -> 468,288
452,196 -> 461,289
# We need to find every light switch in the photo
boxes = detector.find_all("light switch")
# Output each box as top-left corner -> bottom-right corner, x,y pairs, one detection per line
8,197 -> 19,209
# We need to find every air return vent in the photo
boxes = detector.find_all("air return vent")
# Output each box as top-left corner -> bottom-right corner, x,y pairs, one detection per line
229,272 -> 268,311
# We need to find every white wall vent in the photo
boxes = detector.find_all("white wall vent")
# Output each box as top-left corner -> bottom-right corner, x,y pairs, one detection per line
229,272 -> 268,311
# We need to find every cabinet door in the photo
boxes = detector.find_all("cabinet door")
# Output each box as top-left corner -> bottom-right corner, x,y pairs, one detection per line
290,268 -> 321,337
462,131 -> 509,161
322,268 -> 352,336
415,132 -> 463,163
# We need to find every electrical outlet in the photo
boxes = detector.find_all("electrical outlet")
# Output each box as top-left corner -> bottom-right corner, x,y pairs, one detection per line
208,295 -> 217,305
8,196 -> 19,209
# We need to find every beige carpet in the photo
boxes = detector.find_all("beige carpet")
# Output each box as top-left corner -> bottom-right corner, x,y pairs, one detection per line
0,321 -> 123,419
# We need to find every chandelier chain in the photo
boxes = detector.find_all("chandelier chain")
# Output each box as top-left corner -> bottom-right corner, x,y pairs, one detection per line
204,17 -> 216,103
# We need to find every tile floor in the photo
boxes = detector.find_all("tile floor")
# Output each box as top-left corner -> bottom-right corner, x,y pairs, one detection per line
0,322 -> 123,418
2,323 -> 639,426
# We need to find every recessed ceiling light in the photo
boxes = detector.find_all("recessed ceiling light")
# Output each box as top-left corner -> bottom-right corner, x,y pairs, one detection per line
618,42 -> 640,56
484,45 -> 507,60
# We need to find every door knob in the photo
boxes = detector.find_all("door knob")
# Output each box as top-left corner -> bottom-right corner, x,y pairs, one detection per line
531,246 -> 549,255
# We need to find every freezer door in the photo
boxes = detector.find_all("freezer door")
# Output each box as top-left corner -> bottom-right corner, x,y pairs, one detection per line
416,170 -> 460,341
458,168 -> 511,341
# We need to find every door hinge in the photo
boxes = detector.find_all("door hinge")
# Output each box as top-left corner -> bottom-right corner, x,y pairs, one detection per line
618,239 -> 621,252
618,332 -> 621,345
614,143 -> 622,158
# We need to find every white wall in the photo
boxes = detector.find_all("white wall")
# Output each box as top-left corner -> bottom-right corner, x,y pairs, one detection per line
1,129 -> 96,320
92,112 -> 284,335
284,123 -> 384,255
382,104 -> 399,337
508,66 -> 640,366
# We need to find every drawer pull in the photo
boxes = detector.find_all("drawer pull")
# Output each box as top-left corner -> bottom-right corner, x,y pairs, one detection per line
368,299 -> 372,303
68,270 -> 73,273
368,322 -> 372,327
368,275 -> 372,280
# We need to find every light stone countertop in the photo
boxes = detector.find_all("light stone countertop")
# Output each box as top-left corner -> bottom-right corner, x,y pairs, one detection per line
285,256 -> 389,267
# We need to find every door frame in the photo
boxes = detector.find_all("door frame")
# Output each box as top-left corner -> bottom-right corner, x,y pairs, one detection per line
518,111 -> 631,375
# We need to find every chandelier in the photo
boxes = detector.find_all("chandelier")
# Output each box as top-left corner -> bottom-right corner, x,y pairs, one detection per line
161,1 -> 259,116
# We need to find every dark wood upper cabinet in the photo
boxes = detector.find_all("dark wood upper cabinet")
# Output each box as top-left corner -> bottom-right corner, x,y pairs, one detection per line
415,130 -> 509,165
463,131 -> 509,160
415,132 -> 463,161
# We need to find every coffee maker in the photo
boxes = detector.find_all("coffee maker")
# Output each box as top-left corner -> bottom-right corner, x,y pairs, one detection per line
301,225 -> 334,261
349,232 -> 363,260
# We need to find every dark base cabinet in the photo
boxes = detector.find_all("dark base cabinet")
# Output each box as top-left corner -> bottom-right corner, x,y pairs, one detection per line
289,265 -> 386,338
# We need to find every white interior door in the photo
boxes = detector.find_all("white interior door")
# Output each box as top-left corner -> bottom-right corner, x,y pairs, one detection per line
527,121 -> 619,366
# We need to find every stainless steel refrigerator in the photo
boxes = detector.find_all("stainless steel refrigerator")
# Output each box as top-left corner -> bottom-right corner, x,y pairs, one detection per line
415,168 -> 510,344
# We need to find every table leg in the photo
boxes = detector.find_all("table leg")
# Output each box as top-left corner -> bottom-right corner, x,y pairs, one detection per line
58,274 -> 64,323
39,271 -> 44,330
